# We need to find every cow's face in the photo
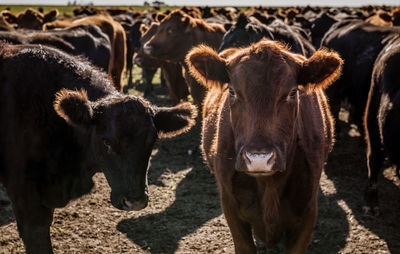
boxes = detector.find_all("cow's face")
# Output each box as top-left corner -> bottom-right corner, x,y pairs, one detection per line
187,40 -> 342,177
134,23 -> 163,69
54,90 -> 197,210
143,11 -> 192,62
1,9 -> 58,30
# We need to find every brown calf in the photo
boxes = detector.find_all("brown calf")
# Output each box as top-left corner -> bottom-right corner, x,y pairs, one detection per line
187,39 -> 342,253
143,10 -> 225,107
134,22 -> 189,104
45,14 -> 126,91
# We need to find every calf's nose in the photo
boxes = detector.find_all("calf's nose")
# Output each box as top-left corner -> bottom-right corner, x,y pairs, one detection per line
243,150 -> 276,173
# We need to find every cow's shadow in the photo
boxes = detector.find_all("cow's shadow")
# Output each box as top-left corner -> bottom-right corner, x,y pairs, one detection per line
117,125 -> 223,254
323,120 -> 400,253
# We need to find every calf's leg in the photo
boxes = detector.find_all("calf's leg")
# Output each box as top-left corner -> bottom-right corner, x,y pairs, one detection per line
7,182 -> 54,254
283,204 -> 317,254
220,190 -> 257,254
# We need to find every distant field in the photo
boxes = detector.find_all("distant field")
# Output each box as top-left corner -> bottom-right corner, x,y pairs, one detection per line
0,5 -> 180,15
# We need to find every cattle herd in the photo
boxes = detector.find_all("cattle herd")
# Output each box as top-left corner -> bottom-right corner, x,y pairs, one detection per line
0,4 -> 399,254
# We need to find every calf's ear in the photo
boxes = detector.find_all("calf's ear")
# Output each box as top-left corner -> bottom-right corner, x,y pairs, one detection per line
153,102 -> 198,138
297,49 -> 343,90
186,45 -> 229,88
155,13 -> 166,23
1,11 -> 17,24
54,89 -> 93,130
139,23 -> 149,34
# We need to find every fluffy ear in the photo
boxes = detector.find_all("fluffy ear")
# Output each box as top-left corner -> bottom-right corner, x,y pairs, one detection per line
1,10 -> 17,24
186,45 -> 229,88
153,102 -> 198,138
139,23 -> 149,34
54,89 -> 93,129
43,9 -> 58,23
297,49 -> 343,90
155,13 -> 166,22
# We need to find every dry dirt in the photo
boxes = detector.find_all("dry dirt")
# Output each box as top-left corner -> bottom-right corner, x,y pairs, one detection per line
1,75 -> 399,254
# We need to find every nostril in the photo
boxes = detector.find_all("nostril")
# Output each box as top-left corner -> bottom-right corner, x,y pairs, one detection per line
244,151 -> 276,172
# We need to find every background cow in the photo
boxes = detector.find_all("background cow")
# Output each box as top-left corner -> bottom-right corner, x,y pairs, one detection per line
45,14 -> 127,91
363,37 -> 400,215
187,39 -> 342,253
0,43 -> 197,254
143,10 -> 226,107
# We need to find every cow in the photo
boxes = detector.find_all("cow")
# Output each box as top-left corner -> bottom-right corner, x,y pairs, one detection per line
45,14 -> 127,92
143,10 -> 226,107
0,43 -> 197,254
0,24 -> 111,72
134,22 -> 189,103
186,39 -> 342,253
218,13 -> 315,57
363,37 -> 400,215
321,20 -> 400,134
120,20 -> 143,88
1,8 -> 58,30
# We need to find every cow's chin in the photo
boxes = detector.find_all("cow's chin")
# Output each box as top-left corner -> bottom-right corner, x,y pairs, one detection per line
245,171 -> 276,177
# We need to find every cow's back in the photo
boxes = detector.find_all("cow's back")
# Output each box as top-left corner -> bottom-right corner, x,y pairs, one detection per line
0,43 -> 113,204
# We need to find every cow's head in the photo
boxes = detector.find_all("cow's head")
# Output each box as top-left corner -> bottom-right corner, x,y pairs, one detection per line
143,10 -> 194,62
134,23 -> 163,69
218,13 -> 273,52
1,8 -> 58,30
187,39 -> 342,177
54,89 -> 197,210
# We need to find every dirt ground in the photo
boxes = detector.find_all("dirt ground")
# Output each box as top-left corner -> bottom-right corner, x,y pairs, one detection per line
1,72 -> 399,254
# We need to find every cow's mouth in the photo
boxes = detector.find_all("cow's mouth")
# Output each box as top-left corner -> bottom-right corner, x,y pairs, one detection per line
244,170 -> 277,177
120,196 -> 148,211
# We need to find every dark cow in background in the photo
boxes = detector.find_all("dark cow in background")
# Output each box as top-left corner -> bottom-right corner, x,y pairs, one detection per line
45,14 -> 127,92
187,39 -> 342,253
219,13 -> 315,56
120,20 -> 143,88
321,20 -> 400,134
1,8 -> 58,30
0,43 -> 197,254
143,10 -> 226,107
363,37 -> 400,215
0,24 -> 111,71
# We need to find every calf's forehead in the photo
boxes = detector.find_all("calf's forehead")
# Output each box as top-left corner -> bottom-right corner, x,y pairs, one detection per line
229,57 -> 296,93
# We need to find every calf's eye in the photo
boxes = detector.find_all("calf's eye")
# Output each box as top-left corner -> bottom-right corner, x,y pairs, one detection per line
229,87 -> 236,97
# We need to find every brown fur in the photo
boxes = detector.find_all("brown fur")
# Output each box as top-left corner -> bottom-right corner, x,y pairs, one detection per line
145,10 -> 226,107
45,14 -> 127,91
1,8 -> 58,30
366,11 -> 394,26
187,39 -> 341,253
